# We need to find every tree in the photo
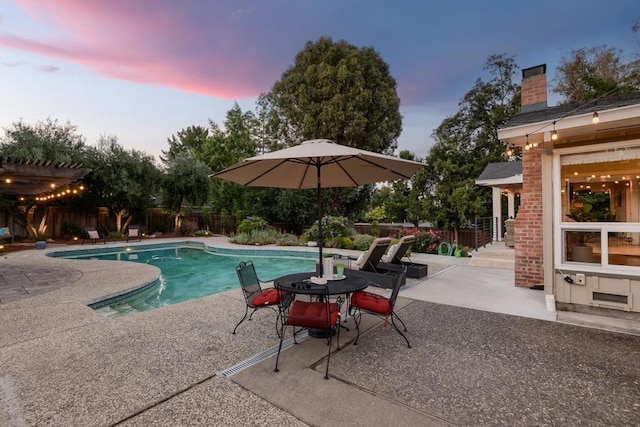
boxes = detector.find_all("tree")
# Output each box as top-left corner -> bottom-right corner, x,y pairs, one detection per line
200,103 -> 259,173
161,125 -> 209,163
422,54 -> 521,229
83,136 -> 160,233
258,36 -> 402,154
0,118 -> 87,163
199,103 -> 260,218
553,46 -> 640,103
161,152 -> 211,229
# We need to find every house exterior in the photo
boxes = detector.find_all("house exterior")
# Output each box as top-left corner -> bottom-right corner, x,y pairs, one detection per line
475,161 -> 522,241
498,64 -> 640,319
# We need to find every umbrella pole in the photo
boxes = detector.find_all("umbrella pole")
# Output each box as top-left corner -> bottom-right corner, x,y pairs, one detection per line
317,164 -> 323,276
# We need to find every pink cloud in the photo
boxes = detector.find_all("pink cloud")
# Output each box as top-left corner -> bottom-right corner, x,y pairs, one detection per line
2,0 -> 284,99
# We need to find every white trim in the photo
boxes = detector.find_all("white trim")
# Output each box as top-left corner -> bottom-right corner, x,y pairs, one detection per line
475,175 -> 523,186
499,104 -> 640,141
561,147 -> 640,165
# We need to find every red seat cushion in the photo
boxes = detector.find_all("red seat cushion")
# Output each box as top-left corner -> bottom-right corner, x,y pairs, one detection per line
351,291 -> 391,315
249,288 -> 281,306
286,300 -> 339,329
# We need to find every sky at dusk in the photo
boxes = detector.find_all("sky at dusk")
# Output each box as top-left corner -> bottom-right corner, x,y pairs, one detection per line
0,0 -> 638,162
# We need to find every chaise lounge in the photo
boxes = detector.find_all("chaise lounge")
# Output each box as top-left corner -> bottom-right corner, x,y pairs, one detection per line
378,234 -> 428,278
346,237 -> 406,288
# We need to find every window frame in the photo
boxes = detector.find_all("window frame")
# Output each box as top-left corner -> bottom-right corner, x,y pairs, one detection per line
554,139 -> 640,275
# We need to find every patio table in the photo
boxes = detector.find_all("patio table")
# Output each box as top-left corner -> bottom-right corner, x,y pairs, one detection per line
274,271 -> 369,337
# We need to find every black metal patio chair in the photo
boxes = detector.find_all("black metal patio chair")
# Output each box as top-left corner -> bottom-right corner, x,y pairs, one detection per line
349,267 -> 411,348
232,261 -> 289,336
274,280 -> 341,380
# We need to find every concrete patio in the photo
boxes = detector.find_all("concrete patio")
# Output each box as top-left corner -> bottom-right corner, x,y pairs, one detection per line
1,238 -> 639,426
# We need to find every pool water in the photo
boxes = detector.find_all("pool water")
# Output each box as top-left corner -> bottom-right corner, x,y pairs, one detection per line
71,246 -> 316,317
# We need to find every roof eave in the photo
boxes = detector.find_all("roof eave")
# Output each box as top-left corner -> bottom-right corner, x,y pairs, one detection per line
498,103 -> 640,145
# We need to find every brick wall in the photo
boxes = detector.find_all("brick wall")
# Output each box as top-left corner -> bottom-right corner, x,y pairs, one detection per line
514,146 -> 544,287
521,74 -> 547,107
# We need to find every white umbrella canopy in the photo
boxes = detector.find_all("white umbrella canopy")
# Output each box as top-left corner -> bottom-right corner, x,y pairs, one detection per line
211,139 -> 424,188
211,139 -> 425,274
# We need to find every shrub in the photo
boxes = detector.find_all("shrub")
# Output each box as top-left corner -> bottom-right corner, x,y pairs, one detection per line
150,222 -> 166,233
275,233 -> 302,246
411,229 -> 444,253
304,216 -> 351,242
341,236 -> 354,250
60,221 -> 82,240
178,220 -> 198,236
237,216 -> 268,234
352,234 -> 376,251
231,228 -> 289,246
231,232 -> 252,245
370,220 -> 380,237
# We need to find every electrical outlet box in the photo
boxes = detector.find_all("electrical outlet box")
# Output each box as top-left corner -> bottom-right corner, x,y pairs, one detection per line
575,273 -> 586,285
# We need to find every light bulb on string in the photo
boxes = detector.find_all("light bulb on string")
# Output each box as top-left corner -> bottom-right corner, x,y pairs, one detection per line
551,121 -> 558,141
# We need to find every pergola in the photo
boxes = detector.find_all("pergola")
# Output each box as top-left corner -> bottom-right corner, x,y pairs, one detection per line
0,158 -> 91,197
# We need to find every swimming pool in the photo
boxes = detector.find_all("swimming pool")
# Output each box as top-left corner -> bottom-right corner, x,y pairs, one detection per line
52,243 -> 316,317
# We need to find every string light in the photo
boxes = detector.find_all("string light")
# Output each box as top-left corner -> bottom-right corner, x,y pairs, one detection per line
592,111 -> 599,124
33,183 -> 86,203
551,121 -> 558,141
524,134 -> 531,150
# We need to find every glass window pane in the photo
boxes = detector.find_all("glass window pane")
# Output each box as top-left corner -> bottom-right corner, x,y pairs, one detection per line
561,154 -> 640,224
564,230 -> 601,264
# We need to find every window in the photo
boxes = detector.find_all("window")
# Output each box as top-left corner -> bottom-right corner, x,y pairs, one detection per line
558,142 -> 640,270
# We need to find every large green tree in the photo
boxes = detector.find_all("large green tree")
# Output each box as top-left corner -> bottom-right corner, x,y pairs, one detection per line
258,36 -> 402,154
0,118 -> 87,163
250,37 -> 401,226
553,45 -> 640,103
422,54 -> 521,229
200,104 -> 260,216
161,152 -> 211,229
161,125 -> 210,162
83,136 -> 160,233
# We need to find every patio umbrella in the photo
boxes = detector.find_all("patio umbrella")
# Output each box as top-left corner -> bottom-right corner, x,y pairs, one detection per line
211,139 -> 425,274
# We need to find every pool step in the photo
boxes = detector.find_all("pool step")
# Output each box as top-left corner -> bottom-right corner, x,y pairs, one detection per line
95,302 -> 144,318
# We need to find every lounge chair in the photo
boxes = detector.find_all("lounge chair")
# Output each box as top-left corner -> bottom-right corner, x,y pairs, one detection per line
378,234 -> 428,278
346,237 -> 405,288
82,226 -> 106,245
0,227 -> 14,243
349,237 -> 392,272
126,225 -> 142,242
381,235 -> 416,264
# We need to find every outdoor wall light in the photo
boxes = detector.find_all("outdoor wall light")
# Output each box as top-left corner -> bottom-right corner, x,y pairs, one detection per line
592,112 -> 599,124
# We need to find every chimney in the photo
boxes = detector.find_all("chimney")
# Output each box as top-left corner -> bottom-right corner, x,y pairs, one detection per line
521,64 -> 547,112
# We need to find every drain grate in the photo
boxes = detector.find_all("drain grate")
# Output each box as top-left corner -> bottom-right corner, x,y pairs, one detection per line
218,331 -> 309,378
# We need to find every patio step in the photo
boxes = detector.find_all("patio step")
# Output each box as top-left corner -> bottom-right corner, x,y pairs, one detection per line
470,243 -> 514,270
